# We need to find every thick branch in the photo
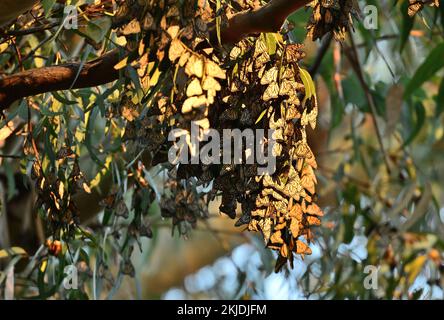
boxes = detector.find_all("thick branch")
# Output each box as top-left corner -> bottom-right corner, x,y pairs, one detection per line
218,0 -> 311,44
0,0 -> 310,109
0,49 -> 121,109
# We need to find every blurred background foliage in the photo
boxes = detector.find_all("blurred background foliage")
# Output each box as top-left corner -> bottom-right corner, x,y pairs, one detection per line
0,0 -> 443,300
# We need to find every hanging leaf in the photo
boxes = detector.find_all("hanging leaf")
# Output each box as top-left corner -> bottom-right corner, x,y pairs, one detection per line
0,247 -> 27,259
400,1 -> 415,52
255,108 -> 268,124
114,57 -> 129,70
85,17 -> 112,43
404,42 -> 444,98
402,101 -> 425,147
299,67 -> 316,103
42,0 -> 56,17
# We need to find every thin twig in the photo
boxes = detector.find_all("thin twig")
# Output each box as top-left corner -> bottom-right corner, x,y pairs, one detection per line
3,22 -> 58,37
343,30 -> 392,174
309,32 -> 333,77
0,154 -> 22,159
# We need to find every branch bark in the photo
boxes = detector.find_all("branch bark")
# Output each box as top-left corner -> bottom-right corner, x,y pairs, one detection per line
0,0 -> 311,109
0,49 -> 121,109
218,0 -> 311,44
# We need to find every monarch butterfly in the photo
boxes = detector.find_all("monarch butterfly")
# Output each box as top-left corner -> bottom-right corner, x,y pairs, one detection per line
251,208 -> 266,218
260,67 -> 278,85
290,218 -> 300,236
185,54 -> 204,78
301,174 -> 315,195
279,79 -> 297,96
230,46 -> 242,60
202,76 -> 221,91
168,38 -> 185,62
296,240 -> 312,254
142,12 -> 155,31
282,67 -> 296,80
56,147 -> 74,160
219,107 -> 239,121
262,188 -> 286,202
306,215 -> 321,226
255,194 -> 270,208
186,78 -> 203,97
254,38 -> 267,58
179,51 -> 191,67
262,82 -> 279,101
289,203 -> 303,221
301,105 -> 319,130
255,52 -> 270,68
408,1 -> 424,16
121,19 -> 141,35
205,60 -> 226,79
285,44 -> 305,63
306,203 -> 324,216
99,194 -> 117,210
257,65 -> 267,79
270,230 -> 284,244
285,105 -> 300,121
294,141 -> 311,158
258,217 -> 272,244
284,179 -> 303,199
46,239 -> 62,256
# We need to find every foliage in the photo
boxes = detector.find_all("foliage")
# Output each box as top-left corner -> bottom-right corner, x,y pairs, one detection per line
0,0 -> 443,300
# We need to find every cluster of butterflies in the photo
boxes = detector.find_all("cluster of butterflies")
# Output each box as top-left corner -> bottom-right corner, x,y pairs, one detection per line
216,36 -> 324,271
30,147 -> 91,253
72,0 -> 359,270
160,174 -> 210,237
307,0 -> 361,41
407,0 -> 440,16
98,0 -> 329,271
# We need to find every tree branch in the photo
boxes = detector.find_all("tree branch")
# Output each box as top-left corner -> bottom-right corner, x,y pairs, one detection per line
0,49 -> 121,109
218,0 -> 311,44
0,0 -> 311,109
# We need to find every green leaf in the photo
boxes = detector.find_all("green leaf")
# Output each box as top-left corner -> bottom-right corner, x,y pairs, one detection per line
330,94 -> 344,130
44,128 -> 57,166
404,42 -> 444,98
265,33 -> 277,55
402,102 -> 425,147
441,2 -> 444,31
52,91 -> 77,105
342,75 -> 367,109
255,109 -> 267,124
42,0 -> 56,17
70,45 -> 93,90
0,247 -> 28,259
3,162 -> 17,200
216,0 -> 222,45
85,107 -> 105,167
299,67 -> 316,103
400,183 -> 432,232
85,17 -> 112,43
400,1 -> 414,52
